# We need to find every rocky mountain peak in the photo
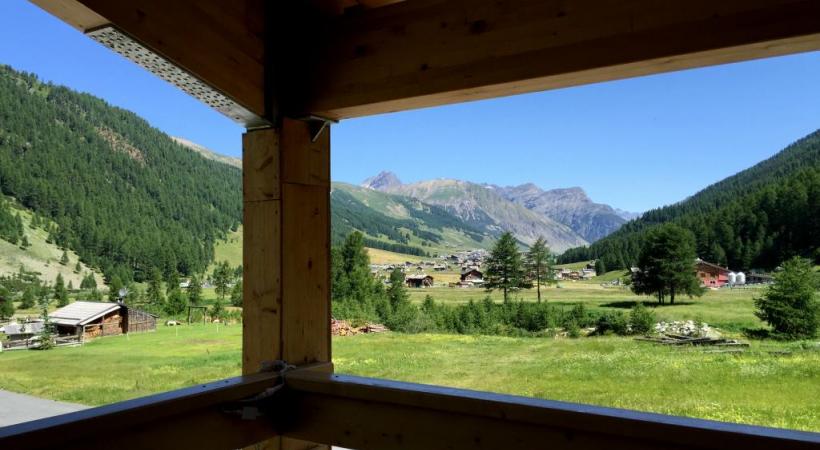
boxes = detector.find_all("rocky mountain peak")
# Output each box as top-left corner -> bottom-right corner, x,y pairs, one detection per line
361,171 -> 402,191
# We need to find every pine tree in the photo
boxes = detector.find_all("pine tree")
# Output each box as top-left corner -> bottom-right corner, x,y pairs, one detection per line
54,273 -> 69,307
484,232 -> 531,303
147,268 -> 165,310
631,224 -> 703,304
0,285 -> 14,319
526,237 -> 553,303
74,260 -> 81,273
60,250 -> 69,266
210,298 -> 225,322
108,275 -> 124,302
20,235 -> 30,249
166,270 -> 180,296
20,286 -> 35,309
187,274 -> 203,306
384,267 -> 416,330
755,257 -> 818,339
594,259 -> 606,276
212,261 -> 233,301
230,280 -> 243,307
164,288 -> 188,316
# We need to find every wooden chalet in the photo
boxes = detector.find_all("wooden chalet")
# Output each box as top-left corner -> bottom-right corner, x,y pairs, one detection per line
49,301 -> 157,340
695,258 -> 731,288
404,274 -> 433,288
3,1 -> 820,449
460,268 -> 484,282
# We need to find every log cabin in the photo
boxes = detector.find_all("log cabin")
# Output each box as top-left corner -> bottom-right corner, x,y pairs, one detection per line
2,0 -> 820,449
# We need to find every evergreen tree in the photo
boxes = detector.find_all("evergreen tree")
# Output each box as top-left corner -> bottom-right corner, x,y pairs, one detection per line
384,267 -> 416,330
631,224 -> 703,304
212,261 -> 232,301
187,274 -> 203,306
74,260 -> 81,273
484,232 -> 530,303
230,280 -> 243,307
594,259 -> 606,276
164,288 -> 187,316
0,285 -> 14,319
20,286 -> 36,309
88,288 -> 103,302
166,270 -> 180,296
755,257 -> 818,339
147,268 -> 165,310
80,273 -> 97,290
67,280 -> 74,291
60,250 -> 69,266
20,235 -> 30,249
210,298 -> 225,322
53,273 -> 69,307
108,275 -> 124,302
36,300 -> 55,351
526,237 -> 553,303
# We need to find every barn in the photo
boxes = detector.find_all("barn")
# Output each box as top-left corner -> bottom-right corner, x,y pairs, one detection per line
48,301 -> 157,341
405,274 -> 433,288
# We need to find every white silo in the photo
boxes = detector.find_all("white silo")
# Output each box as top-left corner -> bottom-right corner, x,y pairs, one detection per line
735,272 -> 746,285
728,272 -> 736,285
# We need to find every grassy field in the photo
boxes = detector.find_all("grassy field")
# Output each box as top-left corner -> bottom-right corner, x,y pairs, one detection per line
0,325 -> 817,431
407,283 -> 768,330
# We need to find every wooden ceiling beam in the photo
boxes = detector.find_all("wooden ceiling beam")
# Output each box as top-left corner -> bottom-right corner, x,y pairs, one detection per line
300,0 -> 820,120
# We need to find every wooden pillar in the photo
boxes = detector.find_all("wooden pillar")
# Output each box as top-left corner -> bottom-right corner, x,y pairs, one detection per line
242,119 -> 331,450
242,118 -> 331,374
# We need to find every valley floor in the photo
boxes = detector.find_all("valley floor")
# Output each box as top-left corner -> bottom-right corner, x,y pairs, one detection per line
1,320 -> 818,432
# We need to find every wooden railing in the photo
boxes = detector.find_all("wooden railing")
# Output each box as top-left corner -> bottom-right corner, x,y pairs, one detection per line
2,365 -> 818,450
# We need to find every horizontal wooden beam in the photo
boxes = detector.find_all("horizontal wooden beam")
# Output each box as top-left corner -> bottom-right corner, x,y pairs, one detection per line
3,368 -> 818,450
282,371 -> 820,450
0,372 -> 282,450
302,0 -> 820,119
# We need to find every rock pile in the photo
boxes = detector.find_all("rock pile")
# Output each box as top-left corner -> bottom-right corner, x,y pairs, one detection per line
654,320 -> 719,338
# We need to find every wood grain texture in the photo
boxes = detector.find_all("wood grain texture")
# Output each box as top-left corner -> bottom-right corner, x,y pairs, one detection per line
302,0 -> 820,119
244,129 -> 281,202
30,0 -> 107,30
282,183 -> 331,365
280,118 -> 330,187
76,0 -> 265,116
242,199 -> 281,375
284,371 -> 820,450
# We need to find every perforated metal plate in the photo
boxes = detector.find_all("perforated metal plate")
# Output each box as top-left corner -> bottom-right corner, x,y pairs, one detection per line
88,26 -> 268,128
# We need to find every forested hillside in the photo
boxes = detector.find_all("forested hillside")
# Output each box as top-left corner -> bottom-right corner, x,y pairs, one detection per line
0,65 -> 241,282
332,183 -> 489,256
559,130 -> 820,271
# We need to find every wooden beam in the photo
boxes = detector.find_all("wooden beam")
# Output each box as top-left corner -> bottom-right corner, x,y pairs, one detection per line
3,367 -> 817,450
301,0 -> 820,119
31,0 -> 267,118
282,371 -> 820,450
242,119 -> 331,373
0,372 -> 281,450
242,119 -> 331,450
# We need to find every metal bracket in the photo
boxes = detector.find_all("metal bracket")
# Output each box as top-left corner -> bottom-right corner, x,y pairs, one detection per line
297,115 -> 338,142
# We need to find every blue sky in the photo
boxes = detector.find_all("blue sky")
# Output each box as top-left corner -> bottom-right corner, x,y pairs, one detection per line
1,1 -> 819,212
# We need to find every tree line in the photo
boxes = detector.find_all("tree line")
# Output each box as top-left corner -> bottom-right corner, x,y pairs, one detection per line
559,129 -> 820,271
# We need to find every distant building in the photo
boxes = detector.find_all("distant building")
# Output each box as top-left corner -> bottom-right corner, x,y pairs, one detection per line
49,301 -> 157,341
695,258 -> 730,287
405,274 -> 434,288
0,321 -> 44,344
460,268 -> 483,282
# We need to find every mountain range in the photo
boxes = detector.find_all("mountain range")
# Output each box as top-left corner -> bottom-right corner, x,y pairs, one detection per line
361,172 -> 637,251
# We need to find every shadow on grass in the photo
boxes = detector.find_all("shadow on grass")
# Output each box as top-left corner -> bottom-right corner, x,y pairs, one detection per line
600,300 -> 696,309
742,327 -> 773,340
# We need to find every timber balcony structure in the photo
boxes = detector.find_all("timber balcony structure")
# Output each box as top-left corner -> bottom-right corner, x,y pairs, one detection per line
3,1 -> 820,449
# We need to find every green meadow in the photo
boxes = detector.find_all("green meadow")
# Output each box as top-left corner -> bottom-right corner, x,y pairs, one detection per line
1,309 -> 818,431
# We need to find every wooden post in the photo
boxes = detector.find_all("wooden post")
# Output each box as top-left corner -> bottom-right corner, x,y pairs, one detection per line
242,118 -> 331,449
242,118 -> 331,373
